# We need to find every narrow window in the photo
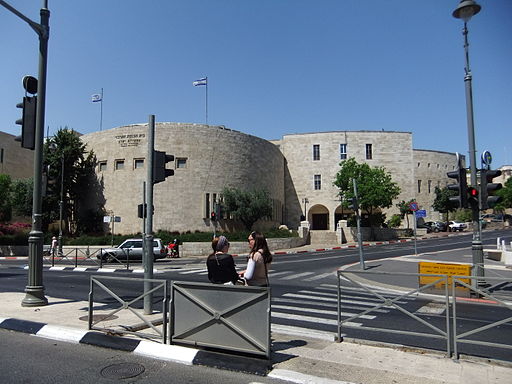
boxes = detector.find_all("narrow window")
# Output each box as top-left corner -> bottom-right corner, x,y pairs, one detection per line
313,144 -> 320,161
99,161 -> 107,172
115,160 -> 124,170
339,144 -> 347,160
176,158 -> 187,168
134,159 -> 144,169
418,180 -> 422,194
428,180 -> 432,194
314,174 -> 321,190
204,193 -> 210,218
365,144 -> 372,160
0,148 -> 4,164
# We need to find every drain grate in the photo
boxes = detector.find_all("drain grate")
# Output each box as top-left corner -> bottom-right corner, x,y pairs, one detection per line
101,362 -> 145,379
79,314 -> 119,322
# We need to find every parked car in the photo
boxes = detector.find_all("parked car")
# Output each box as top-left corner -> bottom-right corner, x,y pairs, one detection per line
98,238 -> 167,262
448,221 -> 467,232
416,223 -> 432,233
424,221 -> 447,232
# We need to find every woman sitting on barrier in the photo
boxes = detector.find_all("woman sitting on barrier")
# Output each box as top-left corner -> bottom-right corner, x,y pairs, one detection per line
239,231 -> 272,286
206,236 -> 240,285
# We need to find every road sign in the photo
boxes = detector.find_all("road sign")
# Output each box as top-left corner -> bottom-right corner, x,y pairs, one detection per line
103,216 -> 111,223
409,202 -> 419,211
114,216 -> 121,223
481,150 -> 492,167
415,209 -> 426,218
418,262 -> 471,296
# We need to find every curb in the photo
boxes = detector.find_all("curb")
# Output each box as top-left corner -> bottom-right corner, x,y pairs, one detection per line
0,317 -> 271,375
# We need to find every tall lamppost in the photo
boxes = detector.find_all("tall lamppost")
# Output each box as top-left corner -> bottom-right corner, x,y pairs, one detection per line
452,0 -> 483,282
58,153 -> 64,256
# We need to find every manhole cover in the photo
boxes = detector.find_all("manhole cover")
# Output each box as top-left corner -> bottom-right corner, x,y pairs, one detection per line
78,314 -> 118,322
101,363 -> 145,379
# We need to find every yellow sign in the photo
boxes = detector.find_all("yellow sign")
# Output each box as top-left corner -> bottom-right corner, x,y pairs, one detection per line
418,262 -> 471,290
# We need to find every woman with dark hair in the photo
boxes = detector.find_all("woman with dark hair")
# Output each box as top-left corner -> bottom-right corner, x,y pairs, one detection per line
240,231 -> 272,286
206,236 -> 239,285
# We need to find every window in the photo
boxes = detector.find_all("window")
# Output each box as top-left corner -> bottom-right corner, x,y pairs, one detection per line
418,180 -> 422,194
428,180 -> 432,194
204,193 -> 210,218
0,148 -> 4,164
134,159 -> 144,169
314,174 -> 321,190
313,144 -> 320,160
365,144 -> 372,160
115,160 -> 124,170
340,144 -> 347,160
176,158 -> 187,168
99,161 -> 107,172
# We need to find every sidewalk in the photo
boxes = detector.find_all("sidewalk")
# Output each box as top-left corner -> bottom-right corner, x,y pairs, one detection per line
1,234 -> 512,383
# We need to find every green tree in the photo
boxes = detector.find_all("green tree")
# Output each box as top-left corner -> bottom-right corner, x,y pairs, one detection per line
0,174 -> 12,222
10,178 -> 33,217
495,177 -> 512,210
43,128 -> 99,235
333,158 -> 401,228
432,186 -> 456,222
222,187 -> 273,230
396,199 -> 416,229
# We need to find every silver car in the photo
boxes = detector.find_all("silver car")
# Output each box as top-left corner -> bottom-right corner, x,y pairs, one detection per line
99,238 -> 167,261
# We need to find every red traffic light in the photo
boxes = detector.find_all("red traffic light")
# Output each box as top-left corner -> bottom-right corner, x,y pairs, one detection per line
468,187 -> 478,197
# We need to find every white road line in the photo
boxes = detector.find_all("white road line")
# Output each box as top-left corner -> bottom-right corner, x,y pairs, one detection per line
178,269 -> 207,274
304,272 -> 336,281
268,271 -> 291,277
280,272 -> 315,280
284,292 -> 395,309
269,368 -> 357,384
299,289 -> 409,304
272,297 -> 389,313
271,324 -> 336,341
272,304 -> 376,319
272,311 -> 361,327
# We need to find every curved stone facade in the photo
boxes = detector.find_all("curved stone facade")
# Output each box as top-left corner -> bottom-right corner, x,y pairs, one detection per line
81,123 -> 285,235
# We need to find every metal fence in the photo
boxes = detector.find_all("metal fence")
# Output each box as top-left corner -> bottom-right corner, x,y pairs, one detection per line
337,270 -> 512,360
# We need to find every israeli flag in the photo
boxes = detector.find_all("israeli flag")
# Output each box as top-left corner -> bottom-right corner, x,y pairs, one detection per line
91,94 -> 102,102
193,77 -> 207,86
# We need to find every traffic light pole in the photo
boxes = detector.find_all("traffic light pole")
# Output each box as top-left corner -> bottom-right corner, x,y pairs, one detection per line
461,21 -> 484,285
144,115 -> 155,315
1,0 -> 50,306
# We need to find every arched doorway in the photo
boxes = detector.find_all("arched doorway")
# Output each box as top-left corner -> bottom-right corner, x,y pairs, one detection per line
309,204 -> 329,230
334,205 -> 351,228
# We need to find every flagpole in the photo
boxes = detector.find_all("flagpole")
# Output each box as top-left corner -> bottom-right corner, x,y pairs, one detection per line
205,76 -> 208,125
100,88 -> 103,131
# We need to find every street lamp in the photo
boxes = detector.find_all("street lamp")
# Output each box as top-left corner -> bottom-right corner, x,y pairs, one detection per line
58,153 -> 64,255
302,198 -> 309,220
452,0 -> 483,284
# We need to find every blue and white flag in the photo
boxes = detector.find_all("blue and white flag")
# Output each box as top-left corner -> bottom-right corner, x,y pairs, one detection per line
193,77 -> 207,87
91,94 -> 102,102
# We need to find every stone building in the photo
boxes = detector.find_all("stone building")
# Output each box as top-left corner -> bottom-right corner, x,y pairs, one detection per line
80,123 -> 460,235
0,131 -> 34,179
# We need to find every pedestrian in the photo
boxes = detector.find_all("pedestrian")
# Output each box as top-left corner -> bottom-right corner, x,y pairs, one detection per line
50,236 -> 58,257
239,231 -> 272,286
206,235 -> 239,285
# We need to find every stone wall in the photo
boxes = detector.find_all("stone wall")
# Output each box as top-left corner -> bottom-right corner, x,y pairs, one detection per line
0,131 -> 34,179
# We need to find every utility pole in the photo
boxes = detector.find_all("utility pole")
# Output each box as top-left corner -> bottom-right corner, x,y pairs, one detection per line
144,115 -> 155,315
352,179 -> 365,270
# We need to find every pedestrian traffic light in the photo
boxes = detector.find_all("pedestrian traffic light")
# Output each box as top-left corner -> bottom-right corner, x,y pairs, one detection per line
467,186 -> 479,209
210,211 -> 216,221
137,203 -> 154,218
152,150 -> 174,184
480,169 -> 502,209
14,96 -> 37,150
447,165 -> 468,209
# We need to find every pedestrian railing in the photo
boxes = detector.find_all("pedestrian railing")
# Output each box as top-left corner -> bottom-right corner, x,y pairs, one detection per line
337,270 -> 451,356
452,275 -> 512,358
89,275 -> 169,343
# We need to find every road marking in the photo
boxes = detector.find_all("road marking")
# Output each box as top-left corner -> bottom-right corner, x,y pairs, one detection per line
179,268 -> 207,274
280,272 -> 315,280
304,271 -> 336,281
272,304 -> 376,319
415,302 -> 446,314
272,311 -> 361,327
269,369 -> 357,384
272,297 -> 389,313
271,324 -> 336,341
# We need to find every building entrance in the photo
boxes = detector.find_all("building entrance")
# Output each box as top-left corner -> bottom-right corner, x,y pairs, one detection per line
312,213 -> 328,230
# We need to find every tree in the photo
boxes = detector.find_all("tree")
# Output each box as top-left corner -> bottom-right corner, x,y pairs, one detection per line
222,187 -> 273,230
43,128 -> 99,235
432,186 -> 456,222
0,174 -> 12,222
333,158 -> 401,228
396,199 -> 416,229
496,177 -> 512,211
10,178 -> 33,218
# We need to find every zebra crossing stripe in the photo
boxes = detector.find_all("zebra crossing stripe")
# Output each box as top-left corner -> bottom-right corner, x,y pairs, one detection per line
280,272 -> 315,280
272,304 -> 376,320
304,272 -> 335,281
271,311 -> 361,327
271,324 -> 336,341
179,269 -> 207,274
284,292 -> 395,309
267,271 -> 290,277
299,289 -> 409,305
271,297 -> 389,313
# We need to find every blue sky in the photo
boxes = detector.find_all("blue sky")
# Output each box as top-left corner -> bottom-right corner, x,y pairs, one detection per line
1,0 -> 511,168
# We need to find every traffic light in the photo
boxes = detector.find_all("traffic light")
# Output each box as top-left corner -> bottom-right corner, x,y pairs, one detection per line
137,203 -> 154,218
210,211 -> 216,221
467,186 -> 479,209
14,96 -> 37,150
480,169 -> 502,209
347,197 -> 359,211
447,165 -> 468,209
152,150 -> 174,184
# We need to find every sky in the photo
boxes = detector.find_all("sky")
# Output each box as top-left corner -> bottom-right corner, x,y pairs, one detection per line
1,0 -> 511,168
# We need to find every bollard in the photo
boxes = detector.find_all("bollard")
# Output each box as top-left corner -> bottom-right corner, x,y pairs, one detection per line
502,240 -> 506,251
497,237 -> 501,249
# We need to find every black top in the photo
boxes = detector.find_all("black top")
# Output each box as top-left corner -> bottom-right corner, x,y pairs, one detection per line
206,252 -> 239,284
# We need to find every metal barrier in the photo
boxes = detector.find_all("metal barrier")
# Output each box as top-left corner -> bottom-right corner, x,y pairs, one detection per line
452,275 -> 512,358
170,281 -> 271,359
47,247 -> 103,267
89,275 -> 168,343
337,270 -> 451,356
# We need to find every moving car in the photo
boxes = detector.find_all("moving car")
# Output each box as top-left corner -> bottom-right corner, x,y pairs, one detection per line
98,238 -> 167,262
448,221 -> 466,232
424,221 -> 447,232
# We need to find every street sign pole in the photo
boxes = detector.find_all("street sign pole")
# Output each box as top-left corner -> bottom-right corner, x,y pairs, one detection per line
144,115 -> 155,315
